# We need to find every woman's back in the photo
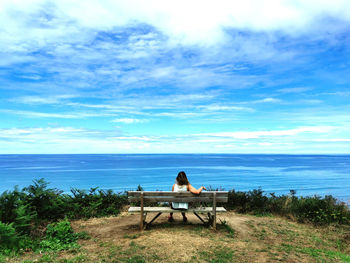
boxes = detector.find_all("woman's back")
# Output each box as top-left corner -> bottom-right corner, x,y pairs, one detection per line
174,183 -> 188,192
172,183 -> 188,209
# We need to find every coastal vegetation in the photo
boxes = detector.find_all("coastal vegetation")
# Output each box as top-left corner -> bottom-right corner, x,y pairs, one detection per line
0,179 -> 349,262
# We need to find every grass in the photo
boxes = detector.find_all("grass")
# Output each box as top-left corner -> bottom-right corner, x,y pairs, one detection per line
2,211 -> 349,263
199,247 -> 235,263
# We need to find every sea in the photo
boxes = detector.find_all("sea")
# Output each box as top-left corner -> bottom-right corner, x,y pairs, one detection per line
0,154 -> 349,205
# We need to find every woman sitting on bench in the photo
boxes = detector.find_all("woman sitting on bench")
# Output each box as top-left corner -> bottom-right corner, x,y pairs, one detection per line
168,171 -> 206,222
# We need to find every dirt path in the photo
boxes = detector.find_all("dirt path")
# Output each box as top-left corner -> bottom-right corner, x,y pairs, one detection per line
70,211 -> 257,262
71,211 -> 251,240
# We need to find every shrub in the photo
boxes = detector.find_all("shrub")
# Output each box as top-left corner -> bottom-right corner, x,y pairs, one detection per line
0,187 -> 23,224
227,189 -> 350,225
227,188 -> 269,214
291,195 -> 350,225
40,218 -> 79,251
22,179 -> 65,222
0,221 -> 20,251
66,188 -> 128,219
13,204 -> 35,235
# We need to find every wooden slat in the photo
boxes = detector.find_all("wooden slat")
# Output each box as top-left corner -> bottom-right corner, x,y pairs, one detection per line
128,196 -> 228,203
128,191 -> 228,197
128,207 -> 227,213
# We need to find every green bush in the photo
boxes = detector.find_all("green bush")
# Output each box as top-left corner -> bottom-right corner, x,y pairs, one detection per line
291,195 -> 350,225
14,204 -> 36,235
66,187 -> 128,219
22,179 -> 66,222
0,187 -> 23,224
0,179 -> 129,224
227,189 -> 350,225
0,221 -> 20,251
227,188 -> 269,214
40,218 -> 79,251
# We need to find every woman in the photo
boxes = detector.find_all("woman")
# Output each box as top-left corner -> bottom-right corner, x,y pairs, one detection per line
168,171 -> 206,222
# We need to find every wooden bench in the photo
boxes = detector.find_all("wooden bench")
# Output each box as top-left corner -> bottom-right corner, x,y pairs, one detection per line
128,191 -> 228,231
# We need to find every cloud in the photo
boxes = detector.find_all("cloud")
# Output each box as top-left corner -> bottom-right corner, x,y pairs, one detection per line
1,109 -> 114,119
47,0 -> 350,45
196,105 -> 254,112
196,126 -> 336,139
1,0 -> 350,52
1,1 -> 350,154
278,87 -> 312,93
111,118 -> 148,124
1,125 -> 348,154
2,0 -> 348,99
297,99 -> 323,105
251,98 -> 281,104
10,95 -> 76,104
312,138 -> 350,142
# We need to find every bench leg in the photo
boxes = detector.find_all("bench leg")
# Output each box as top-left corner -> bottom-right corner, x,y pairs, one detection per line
146,212 -> 162,228
140,214 -> 143,231
212,192 -> 217,230
140,192 -> 144,231
193,212 -> 206,225
207,212 -> 213,225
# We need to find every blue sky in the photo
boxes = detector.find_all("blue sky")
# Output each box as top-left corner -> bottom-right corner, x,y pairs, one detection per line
1,0 -> 350,154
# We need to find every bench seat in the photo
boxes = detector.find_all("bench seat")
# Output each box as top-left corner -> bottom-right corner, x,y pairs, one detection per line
128,206 -> 227,213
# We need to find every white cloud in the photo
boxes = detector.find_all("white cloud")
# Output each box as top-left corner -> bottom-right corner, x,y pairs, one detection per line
1,1 -> 350,154
111,118 -> 147,124
111,136 -> 153,141
252,98 -> 281,104
0,127 -> 84,136
311,138 -> 350,142
57,0 -> 350,44
0,125 -> 349,154
10,95 -> 76,104
1,109 -> 114,119
297,99 -> 323,104
197,105 -> 254,112
278,87 -> 312,93
1,0 -> 350,48
197,126 -> 336,139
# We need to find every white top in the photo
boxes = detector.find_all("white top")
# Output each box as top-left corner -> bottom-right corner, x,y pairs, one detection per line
172,183 -> 189,210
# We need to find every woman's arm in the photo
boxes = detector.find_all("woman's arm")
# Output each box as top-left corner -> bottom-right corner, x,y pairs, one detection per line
188,184 -> 206,194
172,184 -> 175,191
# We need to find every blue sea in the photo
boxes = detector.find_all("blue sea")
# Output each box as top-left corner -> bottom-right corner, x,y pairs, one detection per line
0,154 -> 349,205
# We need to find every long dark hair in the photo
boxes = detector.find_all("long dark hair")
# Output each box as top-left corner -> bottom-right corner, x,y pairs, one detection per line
176,171 -> 189,186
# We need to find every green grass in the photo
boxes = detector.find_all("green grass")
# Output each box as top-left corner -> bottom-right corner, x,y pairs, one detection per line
219,219 -> 235,239
277,244 -> 350,263
200,247 -> 235,263
123,234 -> 140,239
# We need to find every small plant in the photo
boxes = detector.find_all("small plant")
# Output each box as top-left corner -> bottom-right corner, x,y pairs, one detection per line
75,231 -> 91,240
136,185 -> 144,191
219,219 -> 235,238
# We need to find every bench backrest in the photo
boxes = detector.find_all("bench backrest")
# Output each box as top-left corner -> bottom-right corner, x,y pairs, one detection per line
128,191 -> 228,203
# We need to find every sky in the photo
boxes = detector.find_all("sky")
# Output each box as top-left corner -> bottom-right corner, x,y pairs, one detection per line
0,0 -> 350,154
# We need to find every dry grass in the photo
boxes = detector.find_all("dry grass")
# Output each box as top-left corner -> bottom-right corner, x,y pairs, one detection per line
4,211 -> 350,263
